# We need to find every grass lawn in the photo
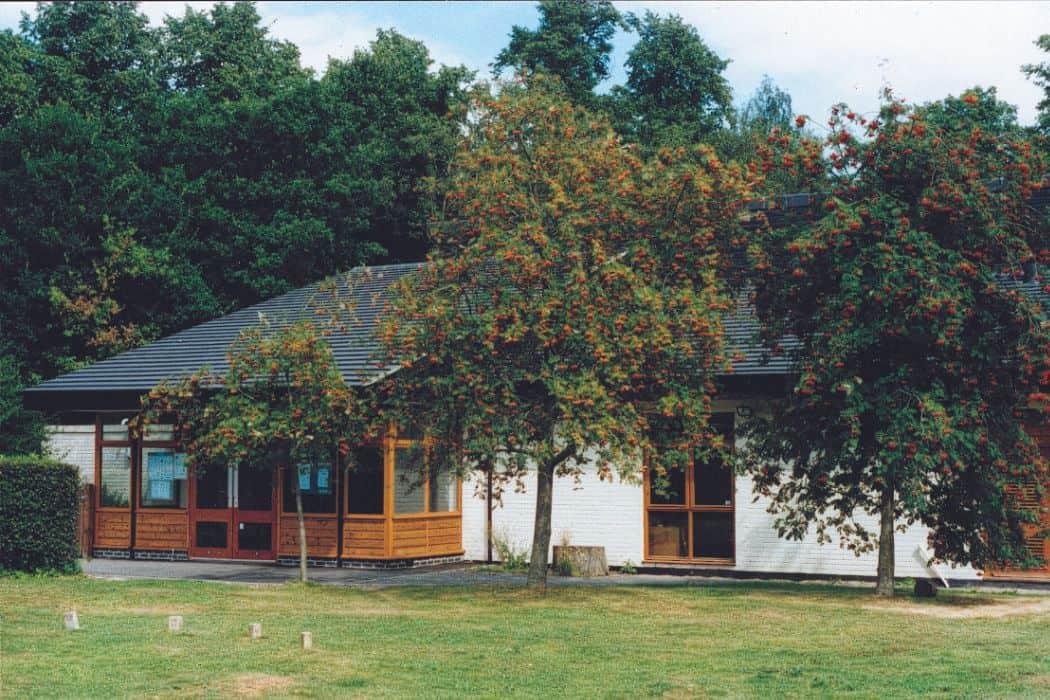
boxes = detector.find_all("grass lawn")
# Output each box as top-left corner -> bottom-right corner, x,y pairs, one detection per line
1,575 -> 1048,699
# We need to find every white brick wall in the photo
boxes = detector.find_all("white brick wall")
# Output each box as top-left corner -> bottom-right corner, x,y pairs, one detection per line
460,398 -> 983,581
43,425 -> 95,484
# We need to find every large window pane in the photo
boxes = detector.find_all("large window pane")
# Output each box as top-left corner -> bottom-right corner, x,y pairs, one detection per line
429,464 -> 457,512
394,445 -> 426,514
648,465 -> 686,505
238,468 -> 273,511
692,512 -> 733,559
693,453 -> 733,506
140,448 -> 188,508
648,512 -> 688,558
347,446 -> 384,515
282,462 -> 336,514
101,421 -> 129,442
196,466 -> 229,509
100,447 -> 131,507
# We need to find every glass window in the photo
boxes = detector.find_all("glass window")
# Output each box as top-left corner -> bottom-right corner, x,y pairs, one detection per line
428,464 -> 458,512
196,465 -> 229,510
394,445 -> 426,514
143,424 -> 175,441
648,512 -> 688,558
101,420 -> 130,442
648,465 -> 686,505
282,462 -> 335,514
692,512 -> 733,559
347,446 -> 384,515
100,446 -> 131,508
140,448 -> 188,508
693,451 -> 732,506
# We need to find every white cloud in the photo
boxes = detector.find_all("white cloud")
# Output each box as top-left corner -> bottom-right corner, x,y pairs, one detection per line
618,1 -> 1050,125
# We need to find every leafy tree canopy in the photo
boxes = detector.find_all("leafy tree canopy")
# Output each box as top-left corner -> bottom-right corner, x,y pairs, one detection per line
742,88 -> 1050,595
492,0 -> 625,105
380,78 -> 753,589
139,321 -> 377,580
611,11 -> 733,149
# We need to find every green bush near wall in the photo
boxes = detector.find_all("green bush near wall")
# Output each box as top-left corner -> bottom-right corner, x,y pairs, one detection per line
0,456 -> 81,573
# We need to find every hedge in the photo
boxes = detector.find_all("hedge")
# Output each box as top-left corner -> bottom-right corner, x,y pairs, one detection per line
0,456 -> 81,573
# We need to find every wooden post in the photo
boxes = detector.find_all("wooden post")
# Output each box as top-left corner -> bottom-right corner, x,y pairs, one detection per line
64,611 -> 80,630
168,615 -> 183,632
300,631 -> 312,650
249,623 -> 262,640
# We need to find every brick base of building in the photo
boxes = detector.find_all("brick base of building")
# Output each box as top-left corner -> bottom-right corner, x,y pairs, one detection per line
92,548 -> 132,559
277,556 -> 340,568
341,554 -> 464,570
133,550 -> 189,561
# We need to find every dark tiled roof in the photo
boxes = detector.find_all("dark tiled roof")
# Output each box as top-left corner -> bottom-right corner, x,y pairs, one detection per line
24,263 -> 422,401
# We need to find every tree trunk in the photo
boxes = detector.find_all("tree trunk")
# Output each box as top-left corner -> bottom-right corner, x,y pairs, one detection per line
294,466 -> 308,583
875,477 -> 895,597
526,459 -> 555,592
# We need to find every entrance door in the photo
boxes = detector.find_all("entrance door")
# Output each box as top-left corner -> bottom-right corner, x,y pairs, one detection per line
189,466 -> 233,558
233,468 -> 276,560
189,467 -> 276,560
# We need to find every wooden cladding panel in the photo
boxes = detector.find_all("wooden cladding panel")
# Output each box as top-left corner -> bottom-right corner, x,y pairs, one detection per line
343,518 -> 388,558
95,511 -> 131,548
391,515 -> 463,558
135,511 -> 188,550
279,516 -> 339,558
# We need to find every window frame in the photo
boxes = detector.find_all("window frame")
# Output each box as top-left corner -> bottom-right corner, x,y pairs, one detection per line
389,429 -> 462,517
138,441 -> 189,511
96,416 -> 134,512
643,413 -> 735,565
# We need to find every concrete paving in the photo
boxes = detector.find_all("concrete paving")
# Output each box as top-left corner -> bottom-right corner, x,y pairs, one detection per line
80,558 -> 1050,593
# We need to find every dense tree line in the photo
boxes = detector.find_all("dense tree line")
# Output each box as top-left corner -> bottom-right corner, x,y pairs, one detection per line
0,1 -> 470,451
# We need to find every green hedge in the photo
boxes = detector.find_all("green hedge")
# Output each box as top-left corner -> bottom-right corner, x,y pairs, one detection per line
0,456 -> 81,573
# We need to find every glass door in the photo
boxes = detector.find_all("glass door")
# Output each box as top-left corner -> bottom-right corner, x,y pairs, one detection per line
233,467 -> 276,560
189,466 -> 233,558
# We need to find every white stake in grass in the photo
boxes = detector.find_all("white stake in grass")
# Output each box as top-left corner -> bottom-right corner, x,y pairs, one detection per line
301,631 -> 312,650
249,623 -> 262,640
168,615 -> 183,633
64,611 -> 79,630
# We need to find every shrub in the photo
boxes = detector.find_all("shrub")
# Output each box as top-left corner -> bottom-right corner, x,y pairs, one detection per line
491,529 -> 529,572
0,456 -> 81,573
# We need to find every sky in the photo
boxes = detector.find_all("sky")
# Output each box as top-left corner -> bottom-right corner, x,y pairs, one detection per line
2,1 -> 1049,125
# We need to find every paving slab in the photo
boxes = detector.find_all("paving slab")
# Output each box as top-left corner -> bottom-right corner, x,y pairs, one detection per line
81,558 -> 1050,593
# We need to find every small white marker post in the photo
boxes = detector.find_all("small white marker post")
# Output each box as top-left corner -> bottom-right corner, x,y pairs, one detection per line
64,611 -> 79,631
168,615 -> 183,633
249,623 -> 262,640
300,631 -> 313,650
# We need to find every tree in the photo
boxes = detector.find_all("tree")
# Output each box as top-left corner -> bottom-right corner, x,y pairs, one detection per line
742,88 -> 1050,596
1022,34 -> 1050,136
611,11 -> 732,149
493,0 -> 625,105
139,321 -> 376,582
380,79 -> 752,590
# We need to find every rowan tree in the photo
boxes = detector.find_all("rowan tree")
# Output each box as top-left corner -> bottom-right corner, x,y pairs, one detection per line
380,78 -> 752,590
138,321 -> 376,582
742,88 -> 1050,596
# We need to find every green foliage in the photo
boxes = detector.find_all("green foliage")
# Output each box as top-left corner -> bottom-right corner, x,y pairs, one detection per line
743,88 -> 1050,574
0,455 -> 81,573
555,557 -> 575,577
491,531 -> 530,571
619,560 -> 637,574
139,321 -> 376,475
381,78 -> 751,586
2,2 -> 469,450
493,0 -> 625,105
1022,34 -> 1050,136
0,357 -> 47,456
611,12 -> 733,149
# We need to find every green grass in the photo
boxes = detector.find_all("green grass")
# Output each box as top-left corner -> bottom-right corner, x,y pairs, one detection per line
1,575 -> 1048,699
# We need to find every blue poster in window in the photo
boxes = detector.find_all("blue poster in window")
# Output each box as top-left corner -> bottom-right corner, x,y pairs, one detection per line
317,467 -> 330,494
297,464 -> 312,493
148,452 -> 174,481
172,453 -> 187,479
149,477 -> 173,501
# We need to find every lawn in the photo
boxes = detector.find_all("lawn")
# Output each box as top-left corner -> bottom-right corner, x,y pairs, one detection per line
1,575 -> 1048,699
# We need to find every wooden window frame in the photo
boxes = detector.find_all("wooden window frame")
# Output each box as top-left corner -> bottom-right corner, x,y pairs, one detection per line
138,440 -> 187,511
643,414 -> 735,565
281,459 -> 340,518
95,415 -> 135,513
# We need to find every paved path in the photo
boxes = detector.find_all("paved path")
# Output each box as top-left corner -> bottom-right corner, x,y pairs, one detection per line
81,558 -> 1050,593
